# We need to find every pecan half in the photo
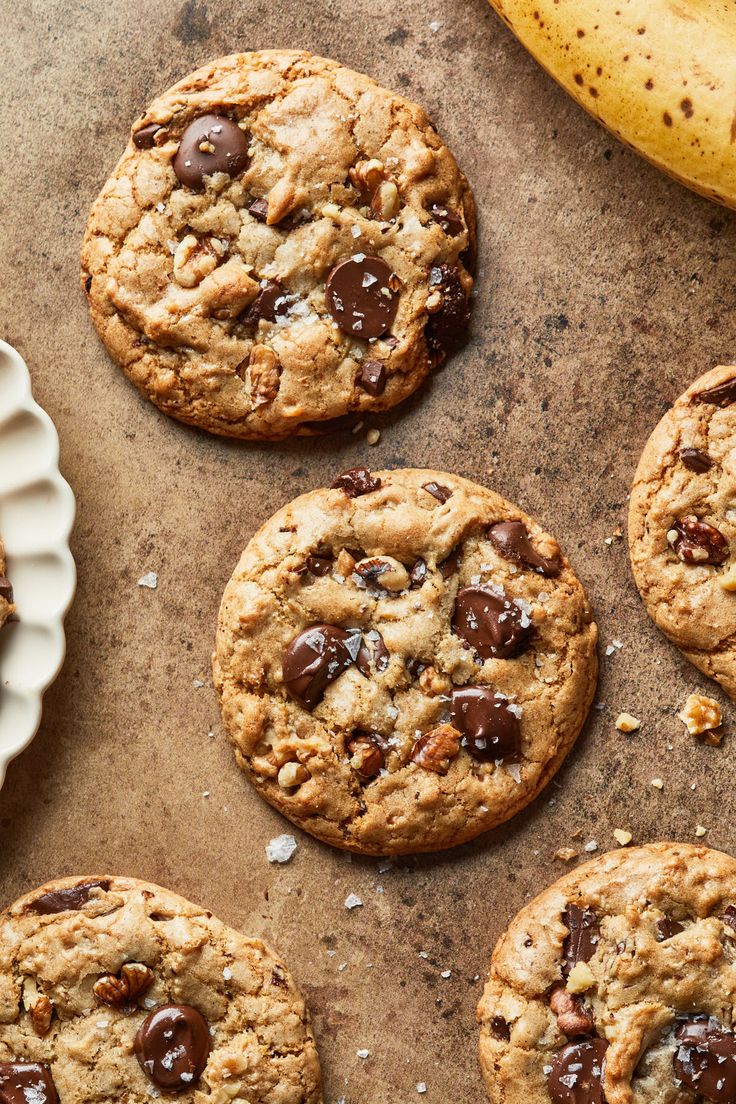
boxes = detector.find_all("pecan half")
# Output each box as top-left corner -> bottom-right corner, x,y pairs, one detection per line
94,962 -> 155,1007
173,233 -> 224,288
549,984 -> 594,1037
245,345 -> 281,406
411,724 -> 461,774
30,996 -> 53,1036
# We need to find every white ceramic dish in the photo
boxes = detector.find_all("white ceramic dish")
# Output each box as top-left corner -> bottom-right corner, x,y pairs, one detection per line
0,340 -> 76,787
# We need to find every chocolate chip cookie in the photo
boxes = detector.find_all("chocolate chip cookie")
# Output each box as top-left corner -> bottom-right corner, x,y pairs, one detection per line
213,468 -> 598,855
0,876 -> 322,1103
629,365 -> 736,699
478,842 -> 736,1104
0,542 -> 13,631
81,51 -> 475,439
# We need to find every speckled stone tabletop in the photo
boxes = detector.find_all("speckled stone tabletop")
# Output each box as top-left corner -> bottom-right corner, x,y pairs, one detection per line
2,1 -> 735,1101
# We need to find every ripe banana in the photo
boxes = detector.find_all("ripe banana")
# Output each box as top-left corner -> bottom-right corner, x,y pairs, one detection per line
486,0 -> 736,209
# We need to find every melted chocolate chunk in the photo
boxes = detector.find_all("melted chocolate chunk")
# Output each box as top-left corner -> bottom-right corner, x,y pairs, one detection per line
249,280 -> 289,323
325,255 -> 399,339
28,879 -> 110,915
668,516 -> 729,565
489,1016 -> 511,1042
674,1018 -> 736,1102
133,122 -> 166,149
680,447 -> 714,473
697,377 -> 736,406
423,481 -> 453,503
429,203 -> 464,236
656,915 -> 684,941
548,1038 -> 607,1104
439,546 -> 462,579
282,624 -> 361,709
488,520 -> 561,577
562,904 -> 600,974
172,114 -> 248,190
723,905 -> 736,932
0,1064 -> 59,1104
453,585 -> 533,659
425,263 -> 470,364
135,1004 -> 210,1091
356,631 -> 389,676
405,657 -> 427,679
450,687 -> 520,761
357,360 -> 387,396
331,467 -> 381,497
410,559 -> 428,588
248,197 -> 269,222
0,576 -> 13,603
305,553 -> 333,577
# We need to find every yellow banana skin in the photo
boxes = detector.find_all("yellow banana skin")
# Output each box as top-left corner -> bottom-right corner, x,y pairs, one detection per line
487,0 -> 736,209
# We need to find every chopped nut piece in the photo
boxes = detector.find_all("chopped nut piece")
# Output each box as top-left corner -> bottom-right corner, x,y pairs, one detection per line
335,548 -> 357,577
615,713 -> 641,733
173,233 -> 222,288
354,555 -> 409,591
366,429 -> 381,446
321,202 -> 341,219
277,762 -> 310,789
651,778 -> 664,789
549,984 -> 594,1036
566,961 -> 596,993
266,177 -> 302,225
30,996 -> 53,1036
719,563 -> 736,591
613,829 -> 633,846
347,733 -> 385,780
679,693 -> 721,736
244,345 -> 281,406
94,962 -> 155,1007
411,724 -> 461,774
418,665 -> 452,696
695,824 -> 707,837
554,847 -> 579,863
349,158 -> 386,198
371,180 -> 400,221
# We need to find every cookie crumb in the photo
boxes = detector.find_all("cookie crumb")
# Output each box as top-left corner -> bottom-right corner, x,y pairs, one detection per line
265,834 -> 298,864
615,712 -> 641,733
345,893 -> 363,910
613,829 -> 633,846
137,571 -> 158,589
554,847 -> 578,862
651,777 -> 664,789
695,825 -> 707,837
678,693 -> 721,737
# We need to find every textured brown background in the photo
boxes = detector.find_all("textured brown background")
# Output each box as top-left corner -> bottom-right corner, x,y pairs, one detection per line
1,1 -> 735,1100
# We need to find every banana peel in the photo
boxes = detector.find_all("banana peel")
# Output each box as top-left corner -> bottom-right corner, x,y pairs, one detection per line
487,0 -> 736,209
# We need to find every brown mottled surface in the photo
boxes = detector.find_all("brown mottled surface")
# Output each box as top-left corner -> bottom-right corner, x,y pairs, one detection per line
1,2 -> 735,1102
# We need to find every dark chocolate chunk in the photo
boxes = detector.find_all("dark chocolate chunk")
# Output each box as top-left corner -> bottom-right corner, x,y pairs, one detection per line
405,657 -> 427,679
674,1018 -> 736,1102
0,576 -> 13,603
305,553 -> 333,577
0,1064 -> 59,1104
357,360 -> 387,396
133,122 -> 166,149
325,255 -> 399,339
28,879 -> 111,915
135,1005 -> 210,1091
680,447 -> 714,473
423,481 -> 453,503
331,467 -> 382,497
425,263 -> 470,364
250,280 -> 289,323
656,915 -> 684,941
438,546 -> 462,579
548,1038 -> 607,1104
488,519 -> 561,577
453,585 -> 533,659
489,1016 -> 511,1042
429,203 -> 464,236
724,905 -> 736,932
450,687 -> 520,761
172,114 -> 248,190
282,624 -> 361,709
667,515 -> 729,565
410,559 -> 428,588
248,197 -> 269,222
697,377 -> 736,406
562,904 -> 600,974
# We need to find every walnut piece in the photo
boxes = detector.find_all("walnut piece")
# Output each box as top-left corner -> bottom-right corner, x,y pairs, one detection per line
549,984 -> 594,1036
371,181 -> 400,221
173,233 -> 224,288
418,665 -> 452,696
411,724 -> 461,774
349,158 -> 386,199
347,734 -> 385,780
93,962 -> 155,1007
277,762 -> 310,789
354,556 -> 409,591
30,996 -> 53,1036
679,693 -> 722,737
246,345 -> 281,407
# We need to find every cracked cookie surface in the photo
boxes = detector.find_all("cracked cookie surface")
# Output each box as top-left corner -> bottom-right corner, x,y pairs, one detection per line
80,50 -> 475,439
0,875 -> 322,1104
629,365 -> 736,699
213,468 -> 598,855
478,842 -> 736,1104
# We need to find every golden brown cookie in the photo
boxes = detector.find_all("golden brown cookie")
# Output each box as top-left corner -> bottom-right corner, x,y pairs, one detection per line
81,51 -> 475,439
478,842 -> 736,1104
0,875 -> 322,1103
213,468 -> 598,855
629,365 -> 736,699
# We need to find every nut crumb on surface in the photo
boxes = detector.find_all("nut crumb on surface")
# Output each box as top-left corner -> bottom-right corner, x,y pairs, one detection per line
566,961 -> 596,993
678,693 -> 721,737
613,829 -> 633,846
651,777 -> 664,789
554,847 -> 578,863
695,825 -> 707,837
615,712 -> 641,733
